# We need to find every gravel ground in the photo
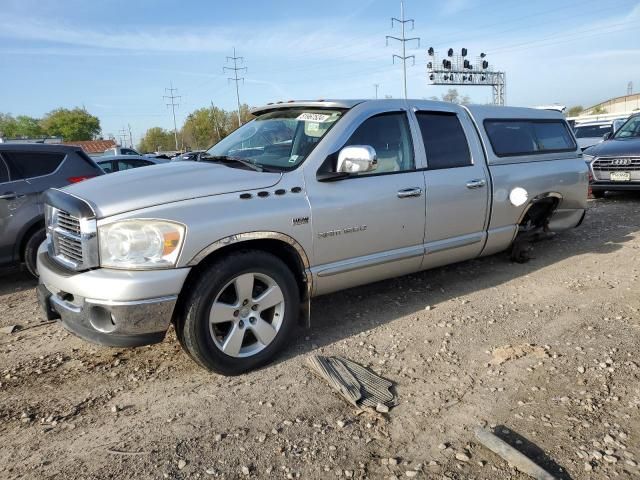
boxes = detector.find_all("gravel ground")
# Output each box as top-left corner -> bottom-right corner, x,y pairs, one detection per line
1,195 -> 639,480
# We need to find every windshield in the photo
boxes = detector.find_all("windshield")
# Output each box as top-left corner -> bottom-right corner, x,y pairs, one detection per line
574,124 -> 611,138
613,115 -> 640,139
206,109 -> 343,171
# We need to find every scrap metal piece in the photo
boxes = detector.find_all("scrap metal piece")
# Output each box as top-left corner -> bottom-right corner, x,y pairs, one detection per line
306,355 -> 395,409
474,427 -> 557,480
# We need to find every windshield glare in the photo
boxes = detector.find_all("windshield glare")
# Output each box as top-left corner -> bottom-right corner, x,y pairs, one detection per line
614,116 -> 640,139
574,124 -> 611,138
206,109 -> 343,170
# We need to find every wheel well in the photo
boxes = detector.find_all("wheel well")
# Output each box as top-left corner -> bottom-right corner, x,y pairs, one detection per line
519,197 -> 559,230
18,219 -> 45,261
175,239 -> 309,324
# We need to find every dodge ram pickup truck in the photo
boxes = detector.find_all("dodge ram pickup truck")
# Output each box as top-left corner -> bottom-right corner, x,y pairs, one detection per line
37,99 -> 588,375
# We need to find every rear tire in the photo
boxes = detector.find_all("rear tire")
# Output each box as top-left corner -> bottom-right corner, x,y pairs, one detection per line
24,228 -> 46,278
177,250 -> 300,375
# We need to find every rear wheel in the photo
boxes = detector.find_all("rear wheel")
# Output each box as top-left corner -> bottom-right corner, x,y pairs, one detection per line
24,228 -> 46,278
177,250 -> 300,375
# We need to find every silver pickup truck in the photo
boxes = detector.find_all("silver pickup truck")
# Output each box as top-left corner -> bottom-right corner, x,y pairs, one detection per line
37,99 -> 588,374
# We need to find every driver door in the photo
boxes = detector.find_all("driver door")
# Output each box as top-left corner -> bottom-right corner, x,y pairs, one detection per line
307,111 -> 426,295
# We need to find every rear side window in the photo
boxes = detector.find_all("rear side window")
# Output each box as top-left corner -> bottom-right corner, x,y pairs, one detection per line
416,112 -> 472,169
484,120 -> 576,157
0,158 -> 9,183
3,151 -> 65,178
118,159 -> 152,170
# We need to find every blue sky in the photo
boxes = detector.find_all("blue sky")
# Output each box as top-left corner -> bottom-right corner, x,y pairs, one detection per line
1,0 -> 639,143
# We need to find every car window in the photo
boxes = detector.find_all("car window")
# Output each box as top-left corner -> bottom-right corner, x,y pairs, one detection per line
118,160 -> 151,170
416,112 -> 472,169
574,124 -> 611,138
614,116 -> 640,139
98,161 -> 115,173
343,112 -> 415,175
2,151 -> 66,178
484,120 -> 576,156
0,157 -> 9,183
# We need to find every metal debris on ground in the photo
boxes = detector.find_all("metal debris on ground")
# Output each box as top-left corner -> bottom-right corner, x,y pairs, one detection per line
306,355 -> 395,410
0,325 -> 19,334
474,427 -> 557,480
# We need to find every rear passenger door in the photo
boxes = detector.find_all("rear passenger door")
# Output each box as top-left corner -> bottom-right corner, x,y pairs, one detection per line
0,151 -> 66,263
414,109 -> 490,268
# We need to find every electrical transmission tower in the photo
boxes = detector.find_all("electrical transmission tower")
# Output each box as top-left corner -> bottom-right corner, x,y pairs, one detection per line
386,0 -> 420,99
163,81 -> 181,151
224,47 -> 247,127
118,127 -> 128,147
628,81 -> 633,95
374,83 -> 380,99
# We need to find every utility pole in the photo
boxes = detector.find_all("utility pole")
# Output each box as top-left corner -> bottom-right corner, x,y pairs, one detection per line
128,124 -> 133,149
118,127 -> 128,147
211,101 -> 223,140
386,0 -> 420,99
374,83 -> 380,99
628,81 -> 633,95
163,81 -> 181,151
224,47 -> 247,127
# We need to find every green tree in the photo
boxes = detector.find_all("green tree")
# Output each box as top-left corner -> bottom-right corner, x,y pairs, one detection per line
138,127 -> 176,153
566,105 -> 583,117
590,105 -> 608,115
0,113 -> 18,137
41,107 -> 101,141
182,106 -> 229,150
15,115 -> 44,137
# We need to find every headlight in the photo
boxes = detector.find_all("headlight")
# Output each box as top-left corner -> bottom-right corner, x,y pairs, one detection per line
582,154 -> 595,163
98,220 -> 185,269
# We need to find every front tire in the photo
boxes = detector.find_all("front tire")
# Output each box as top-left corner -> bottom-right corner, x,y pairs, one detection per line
24,228 -> 46,278
177,250 -> 300,375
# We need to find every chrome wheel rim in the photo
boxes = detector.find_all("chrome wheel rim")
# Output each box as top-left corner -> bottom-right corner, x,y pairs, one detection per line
208,272 -> 285,358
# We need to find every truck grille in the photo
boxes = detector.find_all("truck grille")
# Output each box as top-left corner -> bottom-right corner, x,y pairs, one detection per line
45,206 -> 98,271
592,157 -> 640,181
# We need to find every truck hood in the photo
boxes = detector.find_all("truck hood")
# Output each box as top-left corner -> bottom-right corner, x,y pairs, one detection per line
62,161 -> 282,218
585,137 -> 640,157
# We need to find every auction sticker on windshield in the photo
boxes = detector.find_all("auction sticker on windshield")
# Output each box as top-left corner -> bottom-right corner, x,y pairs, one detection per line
297,112 -> 332,122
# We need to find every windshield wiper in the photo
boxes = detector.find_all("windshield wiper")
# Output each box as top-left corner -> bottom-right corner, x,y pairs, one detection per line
200,155 -> 264,172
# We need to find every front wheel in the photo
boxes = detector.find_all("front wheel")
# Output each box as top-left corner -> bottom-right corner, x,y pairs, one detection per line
24,228 -> 46,278
177,250 -> 300,375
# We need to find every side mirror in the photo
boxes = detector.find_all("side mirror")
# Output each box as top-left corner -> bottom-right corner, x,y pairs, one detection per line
603,132 -> 612,141
337,145 -> 378,174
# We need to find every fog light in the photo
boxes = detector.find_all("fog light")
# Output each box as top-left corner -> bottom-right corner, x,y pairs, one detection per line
89,306 -> 117,333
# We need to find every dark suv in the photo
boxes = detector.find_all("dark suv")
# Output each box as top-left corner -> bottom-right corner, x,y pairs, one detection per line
585,113 -> 640,197
0,144 -> 103,276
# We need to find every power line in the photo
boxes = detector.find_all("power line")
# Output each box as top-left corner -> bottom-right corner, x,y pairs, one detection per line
163,81 -> 181,151
386,0 -> 420,99
224,47 -> 247,127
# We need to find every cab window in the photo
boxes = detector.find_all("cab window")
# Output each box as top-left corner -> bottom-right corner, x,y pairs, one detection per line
343,112 -> 415,175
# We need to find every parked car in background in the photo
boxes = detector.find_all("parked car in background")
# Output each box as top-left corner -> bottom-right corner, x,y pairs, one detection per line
96,155 -> 169,173
584,113 -> 640,197
102,146 -> 141,157
172,150 -> 206,161
573,121 -> 613,151
37,99 -> 587,374
0,144 -> 103,276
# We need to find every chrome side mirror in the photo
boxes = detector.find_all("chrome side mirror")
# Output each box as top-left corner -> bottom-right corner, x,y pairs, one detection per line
336,145 -> 378,174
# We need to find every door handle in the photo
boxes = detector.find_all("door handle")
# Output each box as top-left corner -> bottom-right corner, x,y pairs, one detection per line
0,192 -> 19,200
397,187 -> 423,198
465,179 -> 486,189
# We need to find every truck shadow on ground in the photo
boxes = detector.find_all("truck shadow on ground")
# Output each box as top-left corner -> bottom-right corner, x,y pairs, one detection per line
0,267 -> 36,296
281,194 -> 640,361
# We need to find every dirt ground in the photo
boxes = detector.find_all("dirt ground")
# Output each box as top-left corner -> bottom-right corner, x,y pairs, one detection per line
1,194 -> 639,480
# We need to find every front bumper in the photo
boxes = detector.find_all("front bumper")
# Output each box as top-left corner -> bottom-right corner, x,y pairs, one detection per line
37,245 -> 190,347
591,181 -> 640,192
